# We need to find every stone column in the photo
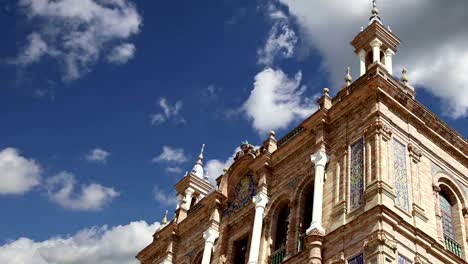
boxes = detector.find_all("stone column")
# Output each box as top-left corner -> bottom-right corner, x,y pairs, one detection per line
370,38 -> 383,64
202,227 -> 219,264
358,49 -> 366,76
433,184 -> 444,242
182,188 -> 194,211
384,49 -> 395,75
307,149 -> 329,235
248,191 -> 269,264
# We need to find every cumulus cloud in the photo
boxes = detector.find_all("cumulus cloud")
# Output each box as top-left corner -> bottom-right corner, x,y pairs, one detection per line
107,43 -> 136,65
10,33 -> 51,65
165,167 -> 183,174
243,68 -> 315,135
12,0 -> 142,80
279,0 -> 468,117
0,220 -> 160,264
0,148 -> 41,195
46,172 -> 119,211
85,148 -> 110,164
258,5 -> 297,66
152,146 -> 188,164
150,98 -> 185,126
153,185 -> 177,207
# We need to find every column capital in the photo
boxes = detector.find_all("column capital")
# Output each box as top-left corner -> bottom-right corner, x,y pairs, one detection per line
203,227 -> 219,244
310,149 -> 328,168
252,192 -> 269,209
370,38 -> 383,48
185,188 -> 195,195
358,49 -> 366,57
385,48 -> 395,56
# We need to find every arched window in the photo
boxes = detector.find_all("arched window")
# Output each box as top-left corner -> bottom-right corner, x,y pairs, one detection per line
438,187 -> 463,258
440,192 -> 455,239
190,196 -> 197,208
297,185 -> 313,252
270,205 -> 289,264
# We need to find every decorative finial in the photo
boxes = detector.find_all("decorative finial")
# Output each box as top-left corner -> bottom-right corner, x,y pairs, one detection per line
345,67 -> 352,86
369,0 -> 382,25
323,88 -> 330,96
162,210 -> 168,225
196,144 -> 205,165
401,67 -> 409,85
360,26 -> 364,32
269,130 -> 276,138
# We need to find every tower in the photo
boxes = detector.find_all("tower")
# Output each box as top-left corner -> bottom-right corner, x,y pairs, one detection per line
174,144 -> 214,223
351,0 -> 400,77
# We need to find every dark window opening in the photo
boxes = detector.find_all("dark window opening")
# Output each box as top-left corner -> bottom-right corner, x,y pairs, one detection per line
274,206 -> 290,250
233,237 -> 248,264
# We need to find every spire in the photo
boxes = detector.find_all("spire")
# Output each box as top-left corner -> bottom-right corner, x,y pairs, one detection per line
190,144 -> 205,179
196,144 -> 205,166
369,0 -> 382,25
345,66 -> 352,86
162,210 -> 168,225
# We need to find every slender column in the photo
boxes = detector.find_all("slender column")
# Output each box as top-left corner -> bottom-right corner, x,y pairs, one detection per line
182,188 -> 194,211
370,38 -> 383,63
307,149 -> 329,235
202,227 -> 219,264
248,192 -> 269,264
358,49 -> 366,76
385,49 -> 395,75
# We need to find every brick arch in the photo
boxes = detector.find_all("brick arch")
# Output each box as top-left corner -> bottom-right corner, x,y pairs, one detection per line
434,172 -> 468,258
435,172 -> 468,209
265,194 -> 291,261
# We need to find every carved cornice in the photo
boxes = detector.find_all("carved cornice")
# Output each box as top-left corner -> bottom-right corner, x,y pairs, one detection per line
365,180 -> 395,201
364,119 -> 392,140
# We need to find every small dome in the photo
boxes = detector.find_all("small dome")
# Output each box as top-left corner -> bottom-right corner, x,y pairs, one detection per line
191,163 -> 204,179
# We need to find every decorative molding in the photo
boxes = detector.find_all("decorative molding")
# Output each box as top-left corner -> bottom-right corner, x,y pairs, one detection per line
412,203 -> 428,222
277,126 -> 305,147
327,251 -> 345,264
364,119 -> 392,140
408,143 -> 422,162
363,231 -> 397,252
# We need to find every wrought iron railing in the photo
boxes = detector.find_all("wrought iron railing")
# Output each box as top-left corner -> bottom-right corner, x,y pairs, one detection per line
270,246 -> 286,264
187,202 -> 203,215
444,235 -> 462,257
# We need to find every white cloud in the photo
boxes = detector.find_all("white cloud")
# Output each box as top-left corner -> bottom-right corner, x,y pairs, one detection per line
165,167 -> 183,174
153,185 -> 177,207
243,68 -> 315,135
0,148 -> 41,195
0,220 -> 160,264
13,0 -> 142,80
152,146 -> 188,164
46,172 -> 119,211
11,33 -> 50,65
258,5 -> 297,66
279,0 -> 468,117
150,98 -> 185,126
107,43 -> 136,65
85,148 -> 110,164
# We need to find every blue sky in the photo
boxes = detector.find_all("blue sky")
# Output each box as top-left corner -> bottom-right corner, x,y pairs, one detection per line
0,0 -> 467,263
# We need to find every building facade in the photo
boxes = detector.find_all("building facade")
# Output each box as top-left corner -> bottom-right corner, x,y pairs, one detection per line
137,3 -> 468,264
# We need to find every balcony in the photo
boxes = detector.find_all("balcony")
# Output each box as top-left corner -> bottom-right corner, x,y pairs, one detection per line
270,246 -> 286,264
444,235 -> 462,258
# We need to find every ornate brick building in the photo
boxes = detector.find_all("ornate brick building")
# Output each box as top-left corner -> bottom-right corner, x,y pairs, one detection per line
137,2 -> 468,264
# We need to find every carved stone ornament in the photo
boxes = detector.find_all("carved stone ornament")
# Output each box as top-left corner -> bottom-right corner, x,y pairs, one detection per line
414,255 -> 427,264
234,141 -> 259,161
327,251 -> 345,264
363,231 -> 397,251
364,120 -> 392,139
219,255 -> 227,264
462,207 -> 468,218
432,184 -> 441,193
407,143 -> 422,160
